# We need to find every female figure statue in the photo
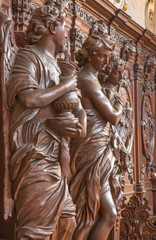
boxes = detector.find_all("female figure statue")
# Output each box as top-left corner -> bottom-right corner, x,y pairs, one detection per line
70,34 -> 124,240
7,2 -> 86,240
100,52 -> 131,212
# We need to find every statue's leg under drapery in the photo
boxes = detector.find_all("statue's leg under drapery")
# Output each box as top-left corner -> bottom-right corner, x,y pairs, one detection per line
89,188 -> 117,240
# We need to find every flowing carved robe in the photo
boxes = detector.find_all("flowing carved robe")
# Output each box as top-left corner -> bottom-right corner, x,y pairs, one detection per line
70,107 -> 116,240
7,45 -> 75,239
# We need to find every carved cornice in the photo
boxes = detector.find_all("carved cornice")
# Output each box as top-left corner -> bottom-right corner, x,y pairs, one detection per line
82,0 -> 156,53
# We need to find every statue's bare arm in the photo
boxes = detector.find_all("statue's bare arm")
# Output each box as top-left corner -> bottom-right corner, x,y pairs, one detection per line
17,77 -> 77,108
81,77 -> 123,125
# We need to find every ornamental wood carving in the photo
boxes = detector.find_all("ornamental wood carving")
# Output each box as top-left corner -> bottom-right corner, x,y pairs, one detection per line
0,8 -> 18,221
70,28 -> 84,54
0,0 -> 156,239
120,194 -> 156,239
142,96 -> 155,174
141,55 -> 156,175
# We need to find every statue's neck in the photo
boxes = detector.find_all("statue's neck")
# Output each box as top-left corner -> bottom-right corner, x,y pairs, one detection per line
84,63 -> 99,78
35,36 -> 56,59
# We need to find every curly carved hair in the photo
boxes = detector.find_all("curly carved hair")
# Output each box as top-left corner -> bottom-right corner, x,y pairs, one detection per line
27,3 -> 66,44
75,34 -> 114,68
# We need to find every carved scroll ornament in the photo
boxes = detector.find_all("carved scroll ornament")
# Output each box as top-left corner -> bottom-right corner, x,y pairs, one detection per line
120,195 -> 156,239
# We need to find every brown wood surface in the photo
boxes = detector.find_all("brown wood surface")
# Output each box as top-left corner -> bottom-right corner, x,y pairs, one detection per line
0,0 -> 155,239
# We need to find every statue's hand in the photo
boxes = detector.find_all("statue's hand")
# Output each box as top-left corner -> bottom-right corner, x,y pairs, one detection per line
61,122 -> 86,138
61,76 -> 77,92
61,127 -> 80,138
76,122 -> 86,138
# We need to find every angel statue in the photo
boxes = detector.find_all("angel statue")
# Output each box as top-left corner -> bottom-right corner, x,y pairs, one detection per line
0,1 -> 86,239
69,34 -> 125,240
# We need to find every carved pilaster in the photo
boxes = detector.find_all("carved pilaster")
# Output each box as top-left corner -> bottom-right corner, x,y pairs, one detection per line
134,63 -> 144,82
70,28 -> 84,52
132,46 -> 145,192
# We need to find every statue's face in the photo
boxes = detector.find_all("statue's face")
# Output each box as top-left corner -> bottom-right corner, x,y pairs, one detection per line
126,51 -> 136,61
89,47 -> 111,72
53,23 -> 66,53
108,64 -> 124,85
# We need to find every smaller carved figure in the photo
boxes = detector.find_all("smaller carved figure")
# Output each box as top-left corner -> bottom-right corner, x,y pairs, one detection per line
121,40 -> 136,63
100,52 -> 133,226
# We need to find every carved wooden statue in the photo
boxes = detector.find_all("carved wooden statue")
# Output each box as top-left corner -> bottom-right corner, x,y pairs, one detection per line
100,51 -> 134,229
69,34 -> 125,240
3,1 -> 86,239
